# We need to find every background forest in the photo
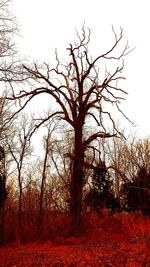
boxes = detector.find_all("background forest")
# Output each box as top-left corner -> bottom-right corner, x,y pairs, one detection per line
0,0 -> 150,250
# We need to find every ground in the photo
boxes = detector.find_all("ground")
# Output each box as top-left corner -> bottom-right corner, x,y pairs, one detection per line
0,211 -> 150,266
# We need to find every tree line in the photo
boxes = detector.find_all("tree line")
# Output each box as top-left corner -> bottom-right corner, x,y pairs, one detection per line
0,0 -> 149,244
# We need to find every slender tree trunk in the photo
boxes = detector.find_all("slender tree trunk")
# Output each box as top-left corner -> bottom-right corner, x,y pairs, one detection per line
39,146 -> 48,235
0,206 -> 5,244
18,186 -> 22,242
17,169 -> 22,242
39,174 -> 45,230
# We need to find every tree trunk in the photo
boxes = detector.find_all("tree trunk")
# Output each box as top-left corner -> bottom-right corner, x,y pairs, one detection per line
39,144 -> 48,233
0,206 -> 5,244
18,187 -> 22,242
70,125 -> 84,230
18,169 -> 22,242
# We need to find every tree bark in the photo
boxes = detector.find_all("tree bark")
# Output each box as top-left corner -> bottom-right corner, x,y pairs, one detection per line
39,151 -> 48,230
18,184 -> 22,242
70,124 -> 84,229
0,206 -> 5,244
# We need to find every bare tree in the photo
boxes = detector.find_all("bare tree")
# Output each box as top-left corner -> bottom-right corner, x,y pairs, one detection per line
5,25 -> 131,226
38,120 -> 56,229
6,115 -> 34,241
0,0 -> 18,152
0,0 -> 18,82
0,90 -> 15,243
0,0 -> 18,174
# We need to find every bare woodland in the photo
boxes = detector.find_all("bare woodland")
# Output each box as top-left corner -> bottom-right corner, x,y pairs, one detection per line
0,0 -> 150,245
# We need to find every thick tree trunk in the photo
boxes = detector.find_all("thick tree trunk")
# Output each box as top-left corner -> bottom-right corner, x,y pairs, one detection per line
70,161 -> 84,215
70,125 -> 84,230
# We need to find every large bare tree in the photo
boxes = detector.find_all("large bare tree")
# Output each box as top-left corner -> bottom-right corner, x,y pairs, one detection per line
5,26 -> 131,225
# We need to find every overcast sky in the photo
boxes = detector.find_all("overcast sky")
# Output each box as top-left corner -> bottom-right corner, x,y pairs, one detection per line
12,0 -> 150,137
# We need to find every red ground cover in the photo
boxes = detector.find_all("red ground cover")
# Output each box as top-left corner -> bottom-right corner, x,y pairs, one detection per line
0,211 -> 150,266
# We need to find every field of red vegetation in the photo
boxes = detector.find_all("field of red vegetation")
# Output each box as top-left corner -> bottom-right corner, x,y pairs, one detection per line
0,210 -> 150,266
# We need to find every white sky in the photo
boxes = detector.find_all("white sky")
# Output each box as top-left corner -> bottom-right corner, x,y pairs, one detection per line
12,0 -> 150,137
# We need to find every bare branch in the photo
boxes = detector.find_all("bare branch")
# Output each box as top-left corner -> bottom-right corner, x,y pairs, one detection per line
83,132 -> 118,148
